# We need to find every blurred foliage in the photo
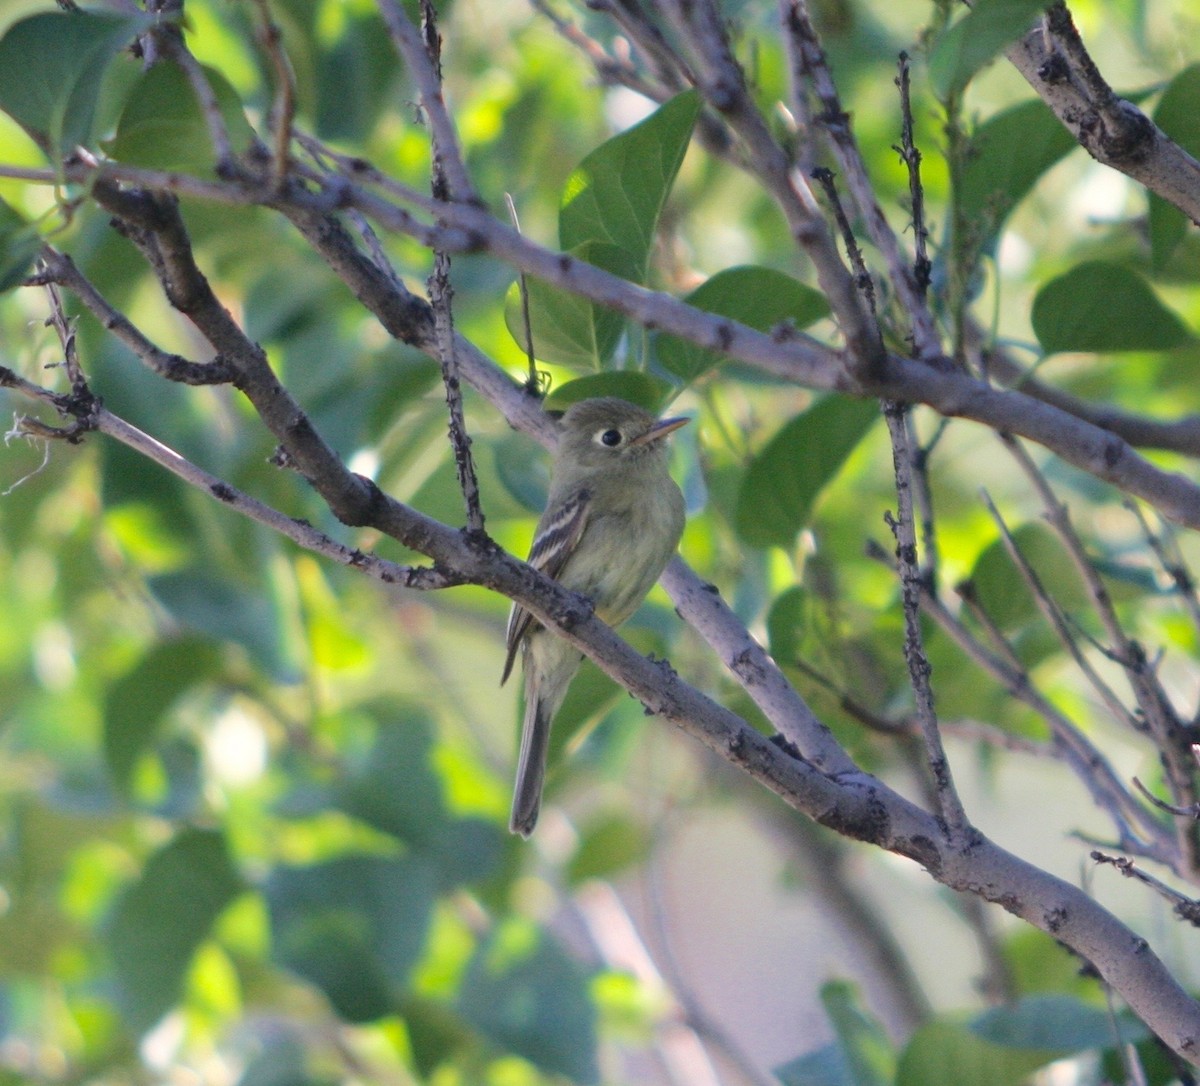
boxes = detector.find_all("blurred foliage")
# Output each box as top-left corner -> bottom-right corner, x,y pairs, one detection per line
0,0 -> 1198,1083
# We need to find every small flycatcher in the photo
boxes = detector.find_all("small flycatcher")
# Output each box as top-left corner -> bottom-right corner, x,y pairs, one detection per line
502,397 -> 688,837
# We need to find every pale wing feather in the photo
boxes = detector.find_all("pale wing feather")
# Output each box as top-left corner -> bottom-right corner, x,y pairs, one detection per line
500,487 -> 592,685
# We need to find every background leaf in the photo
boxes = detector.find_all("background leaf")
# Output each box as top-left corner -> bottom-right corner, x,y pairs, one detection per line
954,99 -> 1077,264
457,923 -> 599,1084
929,0 -> 1049,100
503,242 -> 638,370
1032,262 -> 1193,353
108,59 -> 256,175
106,828 -> 242,1034
148,568 -> 293,681
971,994 -> 1146,1052
967,522 -> 1091,630
103,635 -> 224,793
559,89 -> 700,275
266,855 -> 437,1024
543,371 -> 676,412
1149,64 -> 1200,268
0,12 -> 148,153
0,197 -> 39,293
735,396 -> 879,548
819,980 -> 896,1086
896,1019 -> 1059,1086
657,265 -> 829,383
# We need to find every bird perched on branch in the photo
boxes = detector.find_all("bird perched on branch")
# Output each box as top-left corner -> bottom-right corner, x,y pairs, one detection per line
502,397 -> 688,837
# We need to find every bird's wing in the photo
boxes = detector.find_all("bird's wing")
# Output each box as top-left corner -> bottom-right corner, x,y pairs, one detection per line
501,486 -> 592,685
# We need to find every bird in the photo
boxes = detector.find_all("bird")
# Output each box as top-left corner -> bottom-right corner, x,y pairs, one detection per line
501,397 -> 688,837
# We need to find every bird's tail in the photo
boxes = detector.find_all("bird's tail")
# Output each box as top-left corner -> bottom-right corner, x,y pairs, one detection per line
509,691 -> 552,838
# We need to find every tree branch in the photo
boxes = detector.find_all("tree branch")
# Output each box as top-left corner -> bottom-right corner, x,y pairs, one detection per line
1006,2 -> 1200,224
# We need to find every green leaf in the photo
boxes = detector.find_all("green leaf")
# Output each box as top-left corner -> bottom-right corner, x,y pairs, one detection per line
819,980 -> 896,1086
267,854 -> 437,1023
0,197 -> 39,294
1002,929 -> 1098,998
402,998 -> 474,1080
1032,262 -> 1193,354
735,396 -> 879,549
334,714 -> 505,889
492,432 -> 550,513
775,1043 -> 856,1086
314,11 -> 400,142
897,996 -> 1151,1086
503,241 -> 639,369
149,568 -> 292,681
1150,65 -> 1200,269
543,371 -> 676,413
956,99 -> 1078,262
103,635 -> 224,793
971,995 -> 1145,1052
657,266 -> 829,382
335,715 -> 446,845
897,1019 -> 1058,1086
108,59 -> 256,175
458,922 -> 599,1084
0,11 -> 148,154
559,89 -> 700,276
505,90 -> 700,371
766,586 -> 808,666
106,828 -> 242,1034
967,522 -> 1090,633
567,815 -> 651,886
545,657 -> 623,765
1102,1033 -> 1183,1086
929,0 -> 1050,101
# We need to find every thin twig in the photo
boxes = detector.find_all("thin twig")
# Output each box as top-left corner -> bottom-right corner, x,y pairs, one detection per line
810,166 -> 877,318
429,252 -> 485,534
884,402 -> 968,838
37,247 -> 235,386
421,0 -> 485,535
954,580 -> 1029,675
3,365 -> 458,592
1125,499 -> 1200,647
789,657 -> 905,734
1001,435 -> 1132,662
103,405 -> 459,590
503,192 -> 542,397
869,543 -> 1168,856
377,0 -> 476,203
906,411 -> 941,590
248,0 -> 297,190
1003,439 -> 1198,826
1092,851 -> 1200,927
893,52 -> 931,299
529,0 -> 674,102
980,489 -> 1137,731
782,0 -> 941,363
1133,776 -> 1200,820
588,0 -> 697,96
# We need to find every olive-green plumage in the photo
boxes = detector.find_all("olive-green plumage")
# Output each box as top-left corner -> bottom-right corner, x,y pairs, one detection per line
502,397 -> 688,837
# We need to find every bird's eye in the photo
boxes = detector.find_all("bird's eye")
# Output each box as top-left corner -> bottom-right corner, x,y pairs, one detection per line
599,428 -> 623,447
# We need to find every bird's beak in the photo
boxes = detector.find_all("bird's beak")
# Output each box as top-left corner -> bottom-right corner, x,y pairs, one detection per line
630,415 -> 689,446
